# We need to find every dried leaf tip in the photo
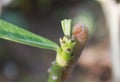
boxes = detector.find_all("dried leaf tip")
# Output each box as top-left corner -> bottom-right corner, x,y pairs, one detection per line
72,24 -> 88,44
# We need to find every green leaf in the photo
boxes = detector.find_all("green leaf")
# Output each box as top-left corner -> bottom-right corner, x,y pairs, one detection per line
0,19 -> 59,51
61,19 -> 72,36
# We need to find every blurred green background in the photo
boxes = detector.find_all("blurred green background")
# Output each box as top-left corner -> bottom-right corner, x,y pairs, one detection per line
0,0 -> 112,82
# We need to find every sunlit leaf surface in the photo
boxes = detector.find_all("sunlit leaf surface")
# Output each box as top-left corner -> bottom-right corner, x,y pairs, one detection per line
0,19 -> 59,51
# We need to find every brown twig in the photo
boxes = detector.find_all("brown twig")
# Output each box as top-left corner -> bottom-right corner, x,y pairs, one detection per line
61,24 -> 88,81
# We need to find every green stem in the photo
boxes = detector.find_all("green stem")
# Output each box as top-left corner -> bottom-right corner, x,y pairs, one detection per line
48,20 -> 88,82
48,36 -> 76,82
48,61 -> 63,82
